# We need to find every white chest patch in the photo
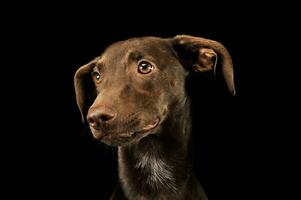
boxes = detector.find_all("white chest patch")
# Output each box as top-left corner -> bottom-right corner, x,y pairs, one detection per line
135,152 -> 177,192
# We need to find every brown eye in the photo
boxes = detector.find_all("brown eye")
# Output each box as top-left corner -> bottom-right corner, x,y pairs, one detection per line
138,61 -> 154,74
92,71 -> 102,83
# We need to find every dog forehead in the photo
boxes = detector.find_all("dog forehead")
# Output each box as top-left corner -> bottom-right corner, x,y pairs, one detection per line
102,37 -> 173,60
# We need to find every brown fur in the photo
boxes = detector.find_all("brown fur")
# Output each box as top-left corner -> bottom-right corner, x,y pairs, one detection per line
74,35 -> 235,199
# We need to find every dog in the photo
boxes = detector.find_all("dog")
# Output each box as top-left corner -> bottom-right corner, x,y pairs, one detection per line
74,35 -> 235,199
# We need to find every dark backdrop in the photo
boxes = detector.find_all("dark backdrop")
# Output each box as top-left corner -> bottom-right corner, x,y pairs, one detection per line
2,5 -> 257,199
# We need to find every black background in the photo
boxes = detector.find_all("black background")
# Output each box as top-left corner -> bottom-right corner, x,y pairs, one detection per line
1,3 -> 271,199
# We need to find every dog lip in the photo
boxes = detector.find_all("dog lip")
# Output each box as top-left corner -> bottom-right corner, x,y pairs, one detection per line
89,126 -> 106,139
141,119 -> 160,131
89,123 -> 102,130
91,131 -> 106,140
90,118 -> 160,141
107,118 -> 160,138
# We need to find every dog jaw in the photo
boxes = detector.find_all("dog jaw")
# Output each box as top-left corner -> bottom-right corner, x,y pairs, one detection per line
91,118 -> 160,147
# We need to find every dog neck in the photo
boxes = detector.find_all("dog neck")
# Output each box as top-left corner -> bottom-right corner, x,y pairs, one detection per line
118,100 -> 193,199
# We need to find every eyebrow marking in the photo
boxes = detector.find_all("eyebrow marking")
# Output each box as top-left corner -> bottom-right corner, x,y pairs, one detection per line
92,62 -> 104,71
127,50 -> 143,62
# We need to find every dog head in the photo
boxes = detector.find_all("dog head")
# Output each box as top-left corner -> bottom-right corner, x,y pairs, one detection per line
74,35 -> 235,146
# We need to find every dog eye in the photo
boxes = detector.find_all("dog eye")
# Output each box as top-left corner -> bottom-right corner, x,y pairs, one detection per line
92,72 -> 102,83
138,61 -> 154,74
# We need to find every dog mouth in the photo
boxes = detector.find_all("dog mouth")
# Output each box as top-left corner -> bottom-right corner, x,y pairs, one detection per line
90,118 -> 160,146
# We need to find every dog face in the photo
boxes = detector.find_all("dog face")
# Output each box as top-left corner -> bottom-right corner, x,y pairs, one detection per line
74,35 -> 235,146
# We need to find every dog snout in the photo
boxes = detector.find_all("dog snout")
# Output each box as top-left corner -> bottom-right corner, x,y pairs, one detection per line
87,106 -> 116,129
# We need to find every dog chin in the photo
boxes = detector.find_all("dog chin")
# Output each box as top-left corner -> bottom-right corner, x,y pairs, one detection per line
92,119 -> 160,147
101,134 -> 136,147
102,130 -> 158,147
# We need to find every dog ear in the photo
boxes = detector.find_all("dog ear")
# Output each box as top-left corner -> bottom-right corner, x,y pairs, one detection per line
170,35 -> 236,96
74,60 -> 97,122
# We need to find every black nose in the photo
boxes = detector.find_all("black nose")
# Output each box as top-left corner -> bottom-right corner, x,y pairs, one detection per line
87,107 -> 116,129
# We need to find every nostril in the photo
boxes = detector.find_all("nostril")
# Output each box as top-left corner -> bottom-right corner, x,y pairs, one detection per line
87,116 -> 94,124
100,114 -> 114,122
87,116 -> 98,128
87,107 -> 116,128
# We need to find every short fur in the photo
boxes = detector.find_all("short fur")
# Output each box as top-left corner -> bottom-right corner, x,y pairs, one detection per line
74,35 -> 235,200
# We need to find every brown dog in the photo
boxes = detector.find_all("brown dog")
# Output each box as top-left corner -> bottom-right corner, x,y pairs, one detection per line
74,35 -> 235,199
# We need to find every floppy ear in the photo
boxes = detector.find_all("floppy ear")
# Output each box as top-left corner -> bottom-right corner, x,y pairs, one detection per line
171,35 -> 236,96
74,60 -> 97,122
